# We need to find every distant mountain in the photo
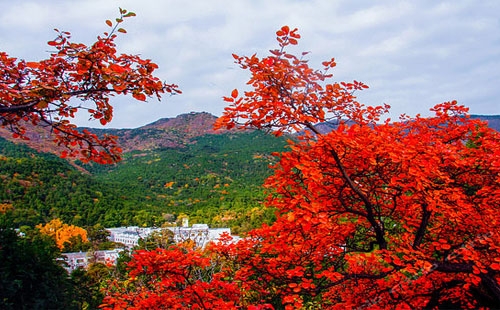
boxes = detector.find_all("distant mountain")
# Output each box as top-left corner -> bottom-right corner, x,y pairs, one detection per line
82,112 -> 238,152
0,112 -> 237,155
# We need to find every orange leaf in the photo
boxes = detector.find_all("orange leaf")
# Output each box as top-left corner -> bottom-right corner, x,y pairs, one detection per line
133,93 -> 146,101
25,62 -> 39,69
231,89 -> 238,98
490,262 -> 500,270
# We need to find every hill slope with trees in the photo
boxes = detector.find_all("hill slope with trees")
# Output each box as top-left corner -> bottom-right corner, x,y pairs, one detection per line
0,113 -> 289,233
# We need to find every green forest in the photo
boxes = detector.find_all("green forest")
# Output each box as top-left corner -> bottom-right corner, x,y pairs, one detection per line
0,131 -> 288,234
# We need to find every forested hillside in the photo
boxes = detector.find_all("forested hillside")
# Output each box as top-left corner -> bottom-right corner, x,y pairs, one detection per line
0,136 -> 137,227
0,125 -> 289,233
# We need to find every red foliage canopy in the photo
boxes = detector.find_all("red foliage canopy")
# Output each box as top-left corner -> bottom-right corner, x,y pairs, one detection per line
104,26 -> 500,309
101,246 -> 241,309
0,8 -> 180,164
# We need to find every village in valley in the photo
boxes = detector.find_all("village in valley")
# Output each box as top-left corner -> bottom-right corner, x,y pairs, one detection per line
60,219 -> 238,272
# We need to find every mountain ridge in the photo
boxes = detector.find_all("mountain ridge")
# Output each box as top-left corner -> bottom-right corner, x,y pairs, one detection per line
1,112 -> 499,157
0,112 -> 238,155
81,112 -> 239,152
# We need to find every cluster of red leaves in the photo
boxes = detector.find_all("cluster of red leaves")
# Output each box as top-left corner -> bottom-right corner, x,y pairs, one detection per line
214,26 -> 387,137
100,245 -> 241,309
0,8 -> 180,164
103,26 -> 500,309
218,102 -> 500,309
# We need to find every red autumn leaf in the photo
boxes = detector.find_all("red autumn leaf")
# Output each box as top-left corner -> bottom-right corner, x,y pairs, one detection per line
25,62 -> 39,69
133,92 -> 146,101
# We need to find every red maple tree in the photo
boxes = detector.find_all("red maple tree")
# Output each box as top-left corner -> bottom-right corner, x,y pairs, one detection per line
103,26 -> 500,309
0,8 -> 180,164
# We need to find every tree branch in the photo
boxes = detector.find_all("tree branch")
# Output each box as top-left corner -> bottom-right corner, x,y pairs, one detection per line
305,122 -> 387,249
0,99 -> 39,114
412,203 -> 432,249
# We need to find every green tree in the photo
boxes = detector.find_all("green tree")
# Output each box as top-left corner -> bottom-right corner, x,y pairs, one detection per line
70,263 -> 112,310
0,213 -> 74,309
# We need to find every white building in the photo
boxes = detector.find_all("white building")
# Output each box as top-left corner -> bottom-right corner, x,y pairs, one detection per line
169,224 -> 232,248
106,222 -> 236,249
60,248 -> 124,272
107,226 -> 161,247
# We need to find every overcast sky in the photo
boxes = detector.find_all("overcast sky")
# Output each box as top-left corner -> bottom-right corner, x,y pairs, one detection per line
1,0 -> 499,128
